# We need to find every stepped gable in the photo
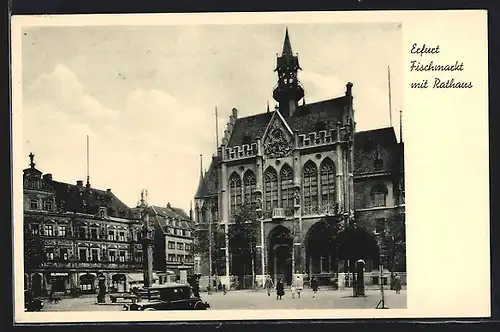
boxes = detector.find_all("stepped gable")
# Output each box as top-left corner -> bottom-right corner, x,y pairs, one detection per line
227,96 -> 349,147
48,179 -> 131,217
353,127 -> 401,175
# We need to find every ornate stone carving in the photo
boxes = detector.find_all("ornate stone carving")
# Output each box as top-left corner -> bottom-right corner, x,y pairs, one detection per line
263,123 -> 293,159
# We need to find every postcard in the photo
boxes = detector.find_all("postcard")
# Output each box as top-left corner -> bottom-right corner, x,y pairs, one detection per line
11,10 -> 490,323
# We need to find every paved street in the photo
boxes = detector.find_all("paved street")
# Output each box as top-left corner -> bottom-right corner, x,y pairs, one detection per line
40,288 -> 406,311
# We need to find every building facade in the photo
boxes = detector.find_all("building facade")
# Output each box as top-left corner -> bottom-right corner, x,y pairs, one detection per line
194,29 -> 405,287
146,204 -> 195,280
23,153 -> 145,296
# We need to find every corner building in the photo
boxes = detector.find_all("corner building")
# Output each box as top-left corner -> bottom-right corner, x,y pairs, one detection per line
194,29 -> 405,287
23,154 -> 144,296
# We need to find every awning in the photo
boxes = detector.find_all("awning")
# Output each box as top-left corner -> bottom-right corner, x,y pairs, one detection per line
127,273 -> 159,283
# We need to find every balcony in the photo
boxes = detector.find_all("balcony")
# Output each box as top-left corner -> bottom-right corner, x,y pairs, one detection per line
272,208 -> 285,220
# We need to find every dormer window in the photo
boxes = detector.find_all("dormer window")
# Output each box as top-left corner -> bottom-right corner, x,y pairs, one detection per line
374,159 -> 384,171
30,198 -> 38,210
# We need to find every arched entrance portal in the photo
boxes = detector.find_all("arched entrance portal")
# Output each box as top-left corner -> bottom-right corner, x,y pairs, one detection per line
306,222 -> 338,278
268,225 -> 292,286
79,274 -> 96,293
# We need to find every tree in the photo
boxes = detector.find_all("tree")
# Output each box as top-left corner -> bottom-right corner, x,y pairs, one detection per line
24,225 -> 43,270
380,212 -> 406,279
228,204 -> 259,289
191,224 -> 225,275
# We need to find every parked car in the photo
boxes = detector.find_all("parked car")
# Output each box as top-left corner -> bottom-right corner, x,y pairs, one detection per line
123,283 -> 210,311
24,290 -> 44,312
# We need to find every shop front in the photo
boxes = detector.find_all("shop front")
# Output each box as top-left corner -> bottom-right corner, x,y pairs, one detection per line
49,272 -> 70,294
79,273 -> 96,294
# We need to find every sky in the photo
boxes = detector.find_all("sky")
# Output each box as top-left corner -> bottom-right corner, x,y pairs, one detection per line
21,22 -> 403,213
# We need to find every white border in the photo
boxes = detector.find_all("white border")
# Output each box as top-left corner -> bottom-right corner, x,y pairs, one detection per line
12,10 -> 490,323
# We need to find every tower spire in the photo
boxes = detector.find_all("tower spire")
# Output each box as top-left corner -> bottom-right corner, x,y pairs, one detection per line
273,27 -> 304,117
282,26 -> 293,56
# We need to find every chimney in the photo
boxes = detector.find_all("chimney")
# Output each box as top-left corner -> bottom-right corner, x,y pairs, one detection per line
232,108 -> 238,119
107,189 -> 112,193
167,202 -> 171,208
346,82 -> 353,97
76,180 -> 83,187
43,174 -> 53,181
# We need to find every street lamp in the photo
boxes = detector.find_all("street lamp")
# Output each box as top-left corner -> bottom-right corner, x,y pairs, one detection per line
375,231 -> 389,309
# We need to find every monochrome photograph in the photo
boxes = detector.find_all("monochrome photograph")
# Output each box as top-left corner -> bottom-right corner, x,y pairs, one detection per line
12,10 -> 490,322
17,19 -> 406,314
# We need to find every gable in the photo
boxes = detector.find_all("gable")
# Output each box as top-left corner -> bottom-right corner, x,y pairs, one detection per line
261,111 -> 295,159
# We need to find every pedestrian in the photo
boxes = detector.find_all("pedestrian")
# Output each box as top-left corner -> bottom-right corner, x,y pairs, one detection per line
222,283 -> 227,295
393,274 -> 402,294
265,276 -> 274,296
276,278 -> 285,300
295,275 -> 303,299
311,277 -> 319,298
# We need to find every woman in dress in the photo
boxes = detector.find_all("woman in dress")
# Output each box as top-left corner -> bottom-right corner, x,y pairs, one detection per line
276,278 -> 285,300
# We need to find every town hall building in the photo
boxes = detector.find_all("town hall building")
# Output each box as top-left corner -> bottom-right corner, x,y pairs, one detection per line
194,28 -> 405,288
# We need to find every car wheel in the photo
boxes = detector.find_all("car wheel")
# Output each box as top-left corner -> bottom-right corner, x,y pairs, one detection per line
193,301 -> 207,310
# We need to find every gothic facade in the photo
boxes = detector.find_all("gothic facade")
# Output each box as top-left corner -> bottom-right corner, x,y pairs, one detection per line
194,29 -> 405,287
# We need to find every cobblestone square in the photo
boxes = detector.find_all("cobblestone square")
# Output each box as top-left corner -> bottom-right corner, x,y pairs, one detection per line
40,288 -> 406,312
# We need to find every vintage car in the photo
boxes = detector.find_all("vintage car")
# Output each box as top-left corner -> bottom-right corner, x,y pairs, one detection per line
24,290 -> 44,312
123,283 -> 210,311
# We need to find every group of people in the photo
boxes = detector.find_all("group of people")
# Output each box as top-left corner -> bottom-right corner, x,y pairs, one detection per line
264,276 -> 320,300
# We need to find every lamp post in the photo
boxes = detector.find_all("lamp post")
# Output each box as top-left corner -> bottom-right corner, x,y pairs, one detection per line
256,198 -> 265,289
375,231 -> 389,309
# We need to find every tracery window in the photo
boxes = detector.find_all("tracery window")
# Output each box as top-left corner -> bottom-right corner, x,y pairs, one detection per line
302,162 -> 318,207
229,172 -> 242,216
280,164 -> 294,210
264,167 -> 279,211
243,171 -> 257,210
320,158 -> 336,207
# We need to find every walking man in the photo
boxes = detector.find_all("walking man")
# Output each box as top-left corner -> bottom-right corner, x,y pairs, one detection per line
265,276 -> 274,296
393,274 -> 402,294
311,277 -> 319,298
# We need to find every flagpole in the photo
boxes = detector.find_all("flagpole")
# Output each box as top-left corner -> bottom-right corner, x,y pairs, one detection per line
388,66 -> 393,127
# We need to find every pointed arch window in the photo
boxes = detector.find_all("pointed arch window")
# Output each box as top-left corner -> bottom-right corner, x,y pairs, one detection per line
243,171 -> 257,210
320,158 -> 336,207
280,165 -> 294,210
229,173 -> 242,216
302,162 -> 318,207
371,184 -> 388,207
264,167 -> 279,211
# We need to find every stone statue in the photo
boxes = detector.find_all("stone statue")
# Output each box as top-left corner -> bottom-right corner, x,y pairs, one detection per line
294,189 -> 300,206
256,196 -> 263,211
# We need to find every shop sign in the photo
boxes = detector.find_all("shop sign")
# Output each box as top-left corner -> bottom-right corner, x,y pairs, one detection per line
50,272 -> 69,277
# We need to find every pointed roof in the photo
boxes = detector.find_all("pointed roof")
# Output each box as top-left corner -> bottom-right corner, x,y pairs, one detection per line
282,27 -> 293,56
194,169 -> 208,199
